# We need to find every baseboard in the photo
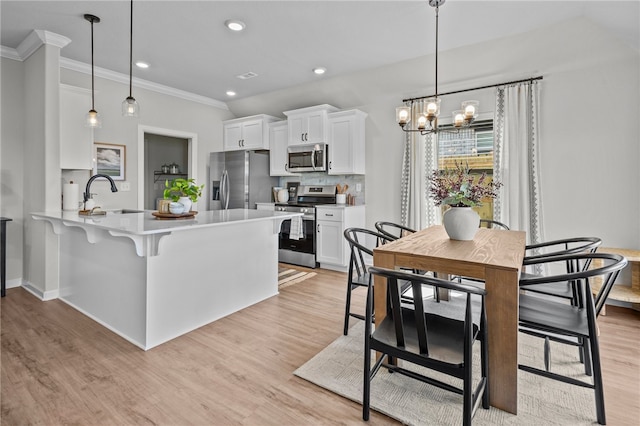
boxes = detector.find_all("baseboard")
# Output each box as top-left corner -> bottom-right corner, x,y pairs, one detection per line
21,280 -> 59,301
6,278 -> 22,289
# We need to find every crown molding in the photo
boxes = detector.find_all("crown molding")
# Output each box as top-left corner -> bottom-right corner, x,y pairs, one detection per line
1,46 -> 21,61
16,30 -> 71,60
60,57 -> 228,110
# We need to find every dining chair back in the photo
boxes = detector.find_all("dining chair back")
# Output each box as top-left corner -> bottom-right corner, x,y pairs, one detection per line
479,219 -> 510,230
518,252 -> 627,425
521,237 -> 602,304
374,221 -> 416,241
363,267 -> 489,426
342,228 -> 394,335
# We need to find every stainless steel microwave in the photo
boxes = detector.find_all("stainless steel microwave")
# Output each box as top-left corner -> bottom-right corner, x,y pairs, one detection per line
287,144 -> 327,172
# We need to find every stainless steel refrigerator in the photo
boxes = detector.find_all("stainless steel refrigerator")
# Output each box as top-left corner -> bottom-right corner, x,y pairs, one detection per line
208,151 -> 278,210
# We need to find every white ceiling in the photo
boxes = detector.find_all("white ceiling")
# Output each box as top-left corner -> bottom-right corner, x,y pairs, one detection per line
1,1 -> 638,103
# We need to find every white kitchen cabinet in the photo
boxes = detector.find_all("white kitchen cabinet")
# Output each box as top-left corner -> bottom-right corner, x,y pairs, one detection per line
328,109 -> 367,175
223,114 -> 279,151
269,121 -> 299,176
316,205 -> 366,269
60,84 -> 93,169
283,104 -> 339,146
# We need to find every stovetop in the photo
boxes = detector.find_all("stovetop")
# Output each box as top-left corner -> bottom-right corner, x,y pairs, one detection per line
276,184 -> 337,208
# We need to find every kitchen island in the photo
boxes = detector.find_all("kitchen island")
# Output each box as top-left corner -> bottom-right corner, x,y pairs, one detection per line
32,209 -> 301,350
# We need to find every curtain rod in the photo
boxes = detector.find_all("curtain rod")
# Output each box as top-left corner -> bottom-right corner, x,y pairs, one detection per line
402,75 -> 543,103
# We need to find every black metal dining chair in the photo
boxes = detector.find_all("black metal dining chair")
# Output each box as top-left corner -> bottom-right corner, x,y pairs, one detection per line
374,221 -> 416,240
342,228 -> 396,335
479,219 -> 510,230
518,252 -> 627,425
520,237 -> 602,304
363,267 -> 489,426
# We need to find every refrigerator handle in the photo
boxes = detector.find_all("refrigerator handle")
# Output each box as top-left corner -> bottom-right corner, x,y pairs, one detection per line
222,170 -> 230,210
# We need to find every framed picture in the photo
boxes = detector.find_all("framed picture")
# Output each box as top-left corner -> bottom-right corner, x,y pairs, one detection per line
93,142 -> 126,180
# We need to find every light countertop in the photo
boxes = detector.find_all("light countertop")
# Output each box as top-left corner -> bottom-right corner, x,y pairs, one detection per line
32,209 -> 302,236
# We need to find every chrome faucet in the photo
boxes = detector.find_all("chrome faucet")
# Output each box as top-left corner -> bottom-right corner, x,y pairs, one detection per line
84,174 -> 118,203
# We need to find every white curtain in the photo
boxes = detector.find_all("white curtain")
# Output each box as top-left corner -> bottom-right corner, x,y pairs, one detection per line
493,81 -> 544,245
400,100 -> 438,230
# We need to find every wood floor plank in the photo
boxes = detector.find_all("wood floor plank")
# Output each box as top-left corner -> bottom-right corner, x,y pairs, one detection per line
2,265 -> 638,425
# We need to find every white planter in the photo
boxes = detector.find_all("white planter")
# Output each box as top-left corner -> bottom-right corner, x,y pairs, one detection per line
178,196 -> 193,213
442,207 -> 480,241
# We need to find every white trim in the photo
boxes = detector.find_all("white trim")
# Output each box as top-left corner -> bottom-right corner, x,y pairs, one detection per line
21,280 -> 60,301
16,30 -> 71,60
6,278 -> 23,290
60,57 -> 228,110
1,46 -> 21,61
137,125 -> 198,210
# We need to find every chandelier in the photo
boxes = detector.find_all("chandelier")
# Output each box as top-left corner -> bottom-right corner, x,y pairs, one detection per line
395,0 -> 478,135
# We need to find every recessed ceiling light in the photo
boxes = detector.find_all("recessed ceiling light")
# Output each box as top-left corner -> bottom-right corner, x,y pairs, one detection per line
313,67 -> 327,75
135,61 -> 149,69
225,20 -> 246,31
226,91 -> 236,97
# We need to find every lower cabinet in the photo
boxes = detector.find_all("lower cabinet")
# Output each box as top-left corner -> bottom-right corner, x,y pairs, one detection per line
316,205 -> 365,269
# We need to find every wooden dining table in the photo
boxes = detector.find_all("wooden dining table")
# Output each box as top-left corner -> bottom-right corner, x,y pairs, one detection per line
373,225 -> 526,414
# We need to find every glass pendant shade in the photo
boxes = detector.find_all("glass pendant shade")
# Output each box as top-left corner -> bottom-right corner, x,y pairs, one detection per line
461,100 -> 479,120
86,109 -> 102,128
396,106 -> 411,126
424,97 -> 441,119
122,96 -> 139,117
452,110 -> 465,127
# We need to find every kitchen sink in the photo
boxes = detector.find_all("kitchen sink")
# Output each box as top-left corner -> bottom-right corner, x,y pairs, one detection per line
106,209 -> 144,214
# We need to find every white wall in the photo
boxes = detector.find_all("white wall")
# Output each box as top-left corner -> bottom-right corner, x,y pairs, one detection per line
0,58 -> 25,283
60,68 -> 235,211
227,17 -> 640,249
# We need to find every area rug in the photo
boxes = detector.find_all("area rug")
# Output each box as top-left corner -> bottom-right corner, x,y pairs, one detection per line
294,322 -> 597,425
278,268 -> 317,289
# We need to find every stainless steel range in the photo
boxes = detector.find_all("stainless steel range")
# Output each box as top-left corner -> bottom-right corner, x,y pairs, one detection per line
275,185 -> 336,268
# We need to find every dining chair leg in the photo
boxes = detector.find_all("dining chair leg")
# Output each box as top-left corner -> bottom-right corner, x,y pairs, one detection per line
589,333 -> 606,425
582,338 -> 593,377
362,347 -> 371,421
544,336 -> 551,371
343,284 -> 353,335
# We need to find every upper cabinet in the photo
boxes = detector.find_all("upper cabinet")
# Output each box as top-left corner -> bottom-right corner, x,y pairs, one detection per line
223,114 -> 279,151
269,121 -> 299,176
60,84 -> 93,170
327,109 -> 367,175
283,104 -> 339,146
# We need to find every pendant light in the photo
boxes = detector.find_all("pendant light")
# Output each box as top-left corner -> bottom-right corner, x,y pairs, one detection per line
395,0 -> 478,135
122,0 -> 139,117
84,14 -> 101,128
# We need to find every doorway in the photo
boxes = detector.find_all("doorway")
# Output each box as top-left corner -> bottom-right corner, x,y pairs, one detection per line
137,125 -> 198,210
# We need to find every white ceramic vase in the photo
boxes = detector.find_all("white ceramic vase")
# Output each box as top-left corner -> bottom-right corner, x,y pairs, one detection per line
178,196 -> 192,213
442,207 -> 480,241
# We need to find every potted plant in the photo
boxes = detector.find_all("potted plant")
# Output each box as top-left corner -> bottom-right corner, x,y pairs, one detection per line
428,161 -> 501,240
163,178 -> 204,213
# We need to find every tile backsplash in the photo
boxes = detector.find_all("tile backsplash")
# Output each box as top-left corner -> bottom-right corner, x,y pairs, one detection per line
279,174 -> 365,205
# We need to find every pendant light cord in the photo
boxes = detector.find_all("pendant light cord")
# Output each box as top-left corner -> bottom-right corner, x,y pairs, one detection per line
90,18 -> 95,110
128,0 -> 133,98
434,5 -> 439,99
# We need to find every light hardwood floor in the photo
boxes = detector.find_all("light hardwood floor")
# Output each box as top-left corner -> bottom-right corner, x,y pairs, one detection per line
2,265 -> 639,425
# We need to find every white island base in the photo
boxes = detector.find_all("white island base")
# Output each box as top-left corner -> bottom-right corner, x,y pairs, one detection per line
35,210 -> 298,350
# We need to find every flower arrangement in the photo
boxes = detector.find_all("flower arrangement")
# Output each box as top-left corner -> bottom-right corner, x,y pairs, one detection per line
163,178 -> 204,202
428,161 -> 501,207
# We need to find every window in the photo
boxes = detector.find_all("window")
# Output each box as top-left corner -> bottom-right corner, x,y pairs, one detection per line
436,120 -> 496,220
